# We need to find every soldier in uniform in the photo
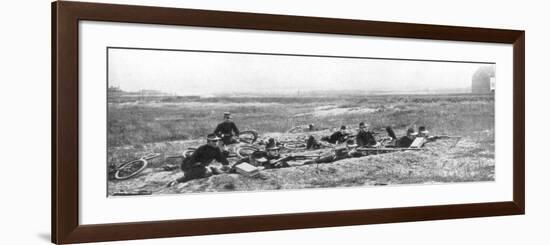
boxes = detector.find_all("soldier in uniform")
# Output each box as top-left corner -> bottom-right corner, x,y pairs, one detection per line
417,126 -> 447,143
168,134 -> 230,185
214,112 -> 240,146
396,128 -> 417,147
306,135 -> 321,150
321,125 -> 350,144
306,135 -> 336,150
356,122 -> 378,147
265,137 -> 282,149
418,126 -> 430,137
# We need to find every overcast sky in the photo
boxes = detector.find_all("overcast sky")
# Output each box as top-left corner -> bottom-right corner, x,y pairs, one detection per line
108,48 -> 491,96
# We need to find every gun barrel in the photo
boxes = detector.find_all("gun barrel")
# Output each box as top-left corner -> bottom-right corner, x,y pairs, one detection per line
432,135 -> 461,139
356,147 -> 423,151
294,154 -> 323,158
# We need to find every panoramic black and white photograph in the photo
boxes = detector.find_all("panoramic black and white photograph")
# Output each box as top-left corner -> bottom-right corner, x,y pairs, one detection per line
107,47 -> 495,196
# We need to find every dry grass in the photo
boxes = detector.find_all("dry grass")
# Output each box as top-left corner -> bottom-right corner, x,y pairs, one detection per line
107,93 -> 495,196
108,94 -> 493,146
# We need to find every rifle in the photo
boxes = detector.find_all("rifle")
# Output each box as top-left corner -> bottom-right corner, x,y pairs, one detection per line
271,154 -> 321,167
429,135 -> 461,140
355,147 -> 424,152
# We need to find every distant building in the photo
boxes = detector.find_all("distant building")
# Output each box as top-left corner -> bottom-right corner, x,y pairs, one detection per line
472,65 -> 496,93
108,85 -> 122,93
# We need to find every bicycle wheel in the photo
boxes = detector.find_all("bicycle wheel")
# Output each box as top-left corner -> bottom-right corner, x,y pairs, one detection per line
114,159 -> 148,180
235,145 -> 260,158
239,130 -> 258,144
285,125 -> 303,134
283,141 -> 307,150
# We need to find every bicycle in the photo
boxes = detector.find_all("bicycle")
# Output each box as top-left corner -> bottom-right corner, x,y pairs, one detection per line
235,144 -> 262,158
219,130 -> 259,144
173,130 -> 259,160
236,130 -> 259,144
179,147 -> 239,159
234,139 -> 314,158
113,153 -> 162,180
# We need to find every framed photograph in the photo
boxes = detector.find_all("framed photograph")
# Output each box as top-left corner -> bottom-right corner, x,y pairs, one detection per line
52,1 -> 525,244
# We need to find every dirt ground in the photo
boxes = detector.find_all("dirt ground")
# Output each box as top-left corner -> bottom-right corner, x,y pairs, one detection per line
107,129 -> 494,196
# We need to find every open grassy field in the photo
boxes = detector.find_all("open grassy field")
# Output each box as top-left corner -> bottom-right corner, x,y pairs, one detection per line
108,94 -> 494,146
107,93 -> 495,195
